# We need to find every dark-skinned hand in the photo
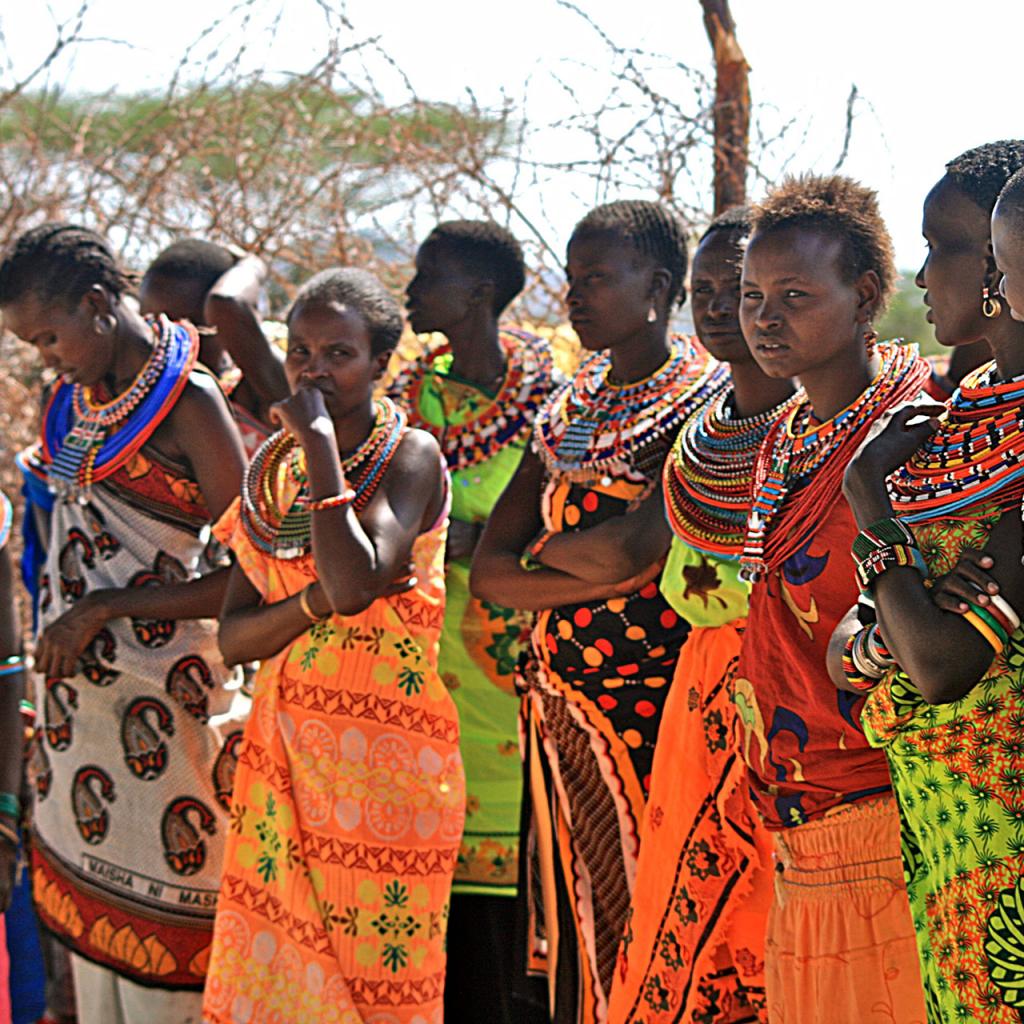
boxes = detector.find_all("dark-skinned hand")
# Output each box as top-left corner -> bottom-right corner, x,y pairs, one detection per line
269,386 -> 335,446
446,520 -> 481,564
929,548 -> 1002,614
35,591 -> 112,679
845,404 -> 946,491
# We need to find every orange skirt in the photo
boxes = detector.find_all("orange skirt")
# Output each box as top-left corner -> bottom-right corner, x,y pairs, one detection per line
608,622 -> 773,1023
766,795 -> 927,1024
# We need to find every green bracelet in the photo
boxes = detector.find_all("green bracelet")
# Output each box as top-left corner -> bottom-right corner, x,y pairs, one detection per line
0,792 -> 20,820
970,602 -> 1010,647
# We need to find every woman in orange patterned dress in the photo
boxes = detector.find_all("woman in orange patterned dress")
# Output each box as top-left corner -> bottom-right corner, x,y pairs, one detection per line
202,268 -> 464,1024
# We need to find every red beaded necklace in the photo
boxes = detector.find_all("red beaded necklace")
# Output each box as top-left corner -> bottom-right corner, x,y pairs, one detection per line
741,342 -> 930,580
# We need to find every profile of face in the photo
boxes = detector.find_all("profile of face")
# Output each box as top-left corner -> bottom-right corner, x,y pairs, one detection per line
2,286 -> 118,387
916,175 -> 996,345
138,271 -> 207,327
564,230 -> 671,352
691,227 -> 751,364
991,199 -> 1024,323
284,299 -> 389,419
405,242 -> 483,336
740,226 -> 877,381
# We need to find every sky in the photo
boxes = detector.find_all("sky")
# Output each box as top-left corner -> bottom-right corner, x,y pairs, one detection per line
5,0 -> 1024,270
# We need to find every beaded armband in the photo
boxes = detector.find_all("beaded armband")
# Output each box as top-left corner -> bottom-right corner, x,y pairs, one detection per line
852,516 -> 917,560
855,544 -> 928,591
305,489 -> 356,512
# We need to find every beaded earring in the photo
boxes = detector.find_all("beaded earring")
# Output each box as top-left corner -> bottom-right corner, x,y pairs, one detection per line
982,285 -> 1002,319
863,325 -> 879,353
646,305 -> 657,323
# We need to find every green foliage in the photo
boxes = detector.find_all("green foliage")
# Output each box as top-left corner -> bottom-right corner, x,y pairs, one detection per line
878,270 -> 941,356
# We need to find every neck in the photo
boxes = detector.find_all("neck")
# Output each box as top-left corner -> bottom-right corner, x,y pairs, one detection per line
102,308 -> 157,395
728,359 -> 797,419
333,397 -> 378,460
799,344 -> 880,423
607,328 -> 672,385
982,317 -> 1024,381
446,317 -> 505,388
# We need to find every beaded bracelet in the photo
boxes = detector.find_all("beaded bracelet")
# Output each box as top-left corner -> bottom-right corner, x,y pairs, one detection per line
842,631 -> 880,692
0,656 -> 24,679
853,627 -> 892,678
0,792 -> 20,820
520,531 -> 553,572
855,543 -> 928,591
963,606 -> 1004,656
305,489 -> 356,512
298,584 -> 329,624
866,625 -> 893,664
852,516 -> 918,561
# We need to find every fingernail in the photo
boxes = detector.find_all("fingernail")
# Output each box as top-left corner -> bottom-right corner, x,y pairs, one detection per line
982,557 -> 994,566
989,583 -> 999,593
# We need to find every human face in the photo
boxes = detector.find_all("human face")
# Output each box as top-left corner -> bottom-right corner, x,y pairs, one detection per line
285,300 -> 387,419
691,228 -> 750,364
740,226 -> 873,382
565,230 -> 660,351
405,242 -> 478,335
138,272 -> 207,327
2,289 -> 116,387
916,175 -> 993,345
992,200 -> 1024,323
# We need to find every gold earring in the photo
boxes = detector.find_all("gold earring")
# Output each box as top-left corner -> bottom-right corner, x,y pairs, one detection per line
982,285 -> 1002,319
646,305 -> 657,324
93,313 -> 116,336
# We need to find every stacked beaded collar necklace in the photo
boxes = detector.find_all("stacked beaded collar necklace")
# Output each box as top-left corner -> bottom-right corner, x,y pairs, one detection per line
41,316 -> 198,504
889,359 -> 1024,524
241,397 -> 406,559
389,329 -> 552,473
533,335 -> 728,484
741,341 -> 930,580
665,385 -> 803,558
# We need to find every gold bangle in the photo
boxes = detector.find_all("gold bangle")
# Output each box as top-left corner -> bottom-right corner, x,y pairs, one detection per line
298,583 -> 328,623
962,609 -> 1003,655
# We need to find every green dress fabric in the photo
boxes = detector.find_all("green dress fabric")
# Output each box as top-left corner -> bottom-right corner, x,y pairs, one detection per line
659,535 -> 750,629
393,346 -> 548,896
862,513 -> 1024,1024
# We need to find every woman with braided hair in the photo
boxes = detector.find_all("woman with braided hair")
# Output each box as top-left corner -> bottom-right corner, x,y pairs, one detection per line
473,199 -> 728,1024
608,207 -> 798,1024
1,222 -> 248,1023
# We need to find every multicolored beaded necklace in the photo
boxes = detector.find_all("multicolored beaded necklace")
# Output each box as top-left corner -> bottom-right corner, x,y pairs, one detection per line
41,316 -> 198,504
741,341 -> 930,580
240,397 -> 406,559
389,329 -> 552,473
890,359 -> 1024,524
533,335 -> 728,485
664,385 -> 803,557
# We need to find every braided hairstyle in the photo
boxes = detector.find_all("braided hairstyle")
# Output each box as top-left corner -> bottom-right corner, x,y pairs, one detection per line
946,140 -> 1024,214
698,205 -> 753,243
421,220 -> 526,315
0,223 -> 133,310
570,200 -> 689,308
751,174 -> 897,310
288,267 -> 403,356
144,238 -> 234,293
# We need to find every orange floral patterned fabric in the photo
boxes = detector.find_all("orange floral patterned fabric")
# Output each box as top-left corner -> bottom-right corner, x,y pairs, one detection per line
202,497 -> 465,1024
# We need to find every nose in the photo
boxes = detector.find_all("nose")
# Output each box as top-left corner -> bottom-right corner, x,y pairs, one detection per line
707,290 -> 736,322
752,298 -> 781,333
299,350 -> 330,379
914,259 -> 926,290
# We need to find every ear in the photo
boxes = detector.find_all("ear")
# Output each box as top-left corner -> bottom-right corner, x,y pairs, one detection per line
854,269 -> 882,323
81,283 -> 114,318
648,267 -> 674,312
469,278 -> 496,315
373,349 -> 393,380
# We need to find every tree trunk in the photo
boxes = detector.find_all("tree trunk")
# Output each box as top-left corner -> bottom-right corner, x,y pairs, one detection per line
700,0 -> 751,214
